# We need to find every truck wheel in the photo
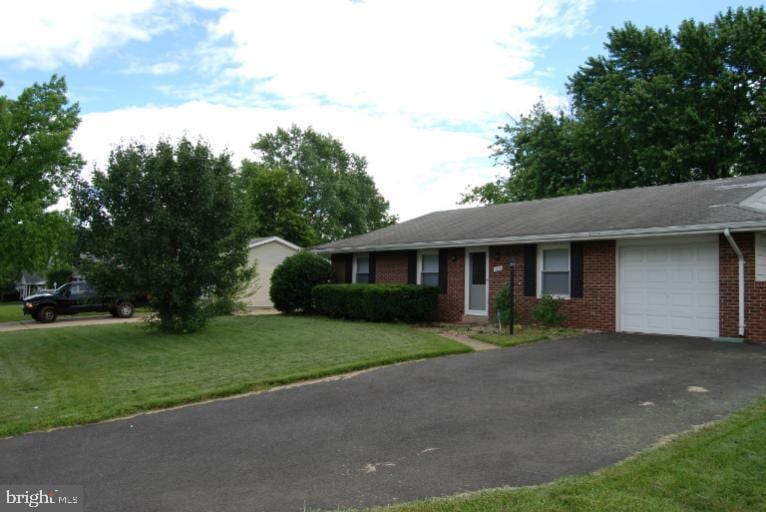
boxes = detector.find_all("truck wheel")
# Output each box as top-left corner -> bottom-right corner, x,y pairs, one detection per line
117,302 -> 135,318
38,306 -> 57,323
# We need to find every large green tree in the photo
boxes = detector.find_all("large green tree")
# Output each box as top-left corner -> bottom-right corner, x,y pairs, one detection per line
73,139 -> 252,333
241,163 -> 317,247
0,76 -> 82,282
250,126 -> 396,243
464,6 -> 766,204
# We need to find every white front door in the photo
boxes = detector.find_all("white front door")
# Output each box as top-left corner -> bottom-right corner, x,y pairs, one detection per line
618,237 -> 719,337
465,248 -> 488,315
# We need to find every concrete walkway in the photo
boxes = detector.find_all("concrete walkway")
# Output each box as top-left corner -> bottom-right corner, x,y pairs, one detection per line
424,329 -> 498,351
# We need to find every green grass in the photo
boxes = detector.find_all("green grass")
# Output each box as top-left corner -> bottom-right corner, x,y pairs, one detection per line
0,315 -> 469,437
363,396 -> 766,512
467,325 -> 580,347
0,303 -> 23,322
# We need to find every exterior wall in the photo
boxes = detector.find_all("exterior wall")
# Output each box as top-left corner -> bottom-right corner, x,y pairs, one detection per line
245,242 -> 299,308
375,251 -> 409,284
437,248 -> 465,322
488,241 -> 616,331
329,250 -> 460,320
719,232 -> 766,342
323,233 -> 766,342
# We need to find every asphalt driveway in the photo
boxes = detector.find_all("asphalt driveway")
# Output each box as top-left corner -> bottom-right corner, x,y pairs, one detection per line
1,333 -> 765,511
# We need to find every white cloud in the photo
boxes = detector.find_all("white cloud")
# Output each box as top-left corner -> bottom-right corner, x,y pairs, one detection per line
0,0 -> 177,68
71,101 -> 498,220
123,61 -> 183,75
10,0 -> 594,219
195,0 -> 592,124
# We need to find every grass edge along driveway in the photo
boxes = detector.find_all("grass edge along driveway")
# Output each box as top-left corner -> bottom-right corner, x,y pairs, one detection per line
361,396 -> 766,512
0,315 -> 469,437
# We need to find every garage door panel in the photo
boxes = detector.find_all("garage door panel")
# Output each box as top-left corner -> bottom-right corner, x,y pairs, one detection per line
619,239 -> 719,338
696,293 -> 718,309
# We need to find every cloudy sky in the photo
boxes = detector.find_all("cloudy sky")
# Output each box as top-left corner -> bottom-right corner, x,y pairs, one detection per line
0,0 -> 757,220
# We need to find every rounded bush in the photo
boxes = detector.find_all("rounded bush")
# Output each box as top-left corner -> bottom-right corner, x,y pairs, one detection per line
270,252 -> 335,314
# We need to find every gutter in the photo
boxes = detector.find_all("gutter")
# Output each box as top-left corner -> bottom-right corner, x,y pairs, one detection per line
313,220 -> 766,254
723,228 -> 745,337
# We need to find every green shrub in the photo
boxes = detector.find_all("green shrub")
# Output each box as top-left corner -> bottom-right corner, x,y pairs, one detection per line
494,285 -> 513,325
270,252 -> 335,314
532,294 -> 566,326
313,284 -> 439,322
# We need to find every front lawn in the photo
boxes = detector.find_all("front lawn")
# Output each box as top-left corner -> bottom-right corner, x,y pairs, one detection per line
0,303 -> 22,323
465,324 -> 579,347
365,396 -> 766,512
0,315 -> 469,437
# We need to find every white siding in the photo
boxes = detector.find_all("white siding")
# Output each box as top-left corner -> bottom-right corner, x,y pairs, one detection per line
756,232 -> 766,282
245,241 -> 300,308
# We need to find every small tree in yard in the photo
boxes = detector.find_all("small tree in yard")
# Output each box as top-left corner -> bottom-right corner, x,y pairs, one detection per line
72,139 -> 253,333
270,252 -> 334,314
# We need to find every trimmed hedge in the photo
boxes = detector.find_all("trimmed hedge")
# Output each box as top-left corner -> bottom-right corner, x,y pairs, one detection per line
313,284 -> 439,322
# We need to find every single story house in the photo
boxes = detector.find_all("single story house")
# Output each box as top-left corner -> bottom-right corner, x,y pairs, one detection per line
15,271 -> 46,299
315,174 -> 766,342
245,236 -> 301,308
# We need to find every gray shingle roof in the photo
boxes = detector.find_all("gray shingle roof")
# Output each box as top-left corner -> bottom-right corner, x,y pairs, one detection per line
18,271 -> 45,284
315,174 -> 766,253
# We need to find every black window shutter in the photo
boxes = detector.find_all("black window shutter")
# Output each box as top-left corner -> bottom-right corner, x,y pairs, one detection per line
407,251 -> 417,284
570,242 -> 584,298
369,253 -> 377,284
523,244 -> 537,297
344,254 -> 353,283
438,249 -> 448,293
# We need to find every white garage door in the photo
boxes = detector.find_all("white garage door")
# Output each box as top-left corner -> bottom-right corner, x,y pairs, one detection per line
619,237 -> 719,337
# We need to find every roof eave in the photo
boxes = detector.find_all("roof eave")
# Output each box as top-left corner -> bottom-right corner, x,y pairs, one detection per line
248,236 -> 302,251
312,220 -> 766,254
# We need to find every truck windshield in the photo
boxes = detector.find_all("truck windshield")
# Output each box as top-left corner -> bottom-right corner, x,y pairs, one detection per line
55,283 -> 71,294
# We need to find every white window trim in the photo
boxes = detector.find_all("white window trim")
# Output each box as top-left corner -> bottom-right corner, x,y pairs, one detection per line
537,243 -> 571,299
416,249 -> 439,285
464,247 -> 489,316
756,232 -> 766,282
352,253 -> 370,284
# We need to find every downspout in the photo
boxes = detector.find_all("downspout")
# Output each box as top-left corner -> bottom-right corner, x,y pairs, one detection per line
723,229 -> 745,337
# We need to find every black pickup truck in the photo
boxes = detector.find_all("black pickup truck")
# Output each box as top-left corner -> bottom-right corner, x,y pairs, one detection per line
21,281 -> 147,323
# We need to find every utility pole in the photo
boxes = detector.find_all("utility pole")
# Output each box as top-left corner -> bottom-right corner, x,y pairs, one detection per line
509,257 -> 516,335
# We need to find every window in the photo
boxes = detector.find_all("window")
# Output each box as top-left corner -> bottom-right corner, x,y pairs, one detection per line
757,232 -> 766,282
354,254 -> 370,283
539,245 -> 570,297
419,252 -> 439,286
69,282 -> 93,297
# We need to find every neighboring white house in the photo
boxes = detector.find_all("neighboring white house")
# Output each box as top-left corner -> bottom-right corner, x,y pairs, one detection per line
245,237 -> 301,308
15,271 -> 46,299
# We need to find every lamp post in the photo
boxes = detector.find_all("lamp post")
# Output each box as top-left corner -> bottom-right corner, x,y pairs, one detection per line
508,257 -> 516,335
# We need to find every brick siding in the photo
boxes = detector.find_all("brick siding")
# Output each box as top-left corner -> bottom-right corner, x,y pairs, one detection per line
329,234 -> 766,342
719,232 -> 766,342
374,251 -> 409,284
436,248 -> 465,322
488,242 -> 616,331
